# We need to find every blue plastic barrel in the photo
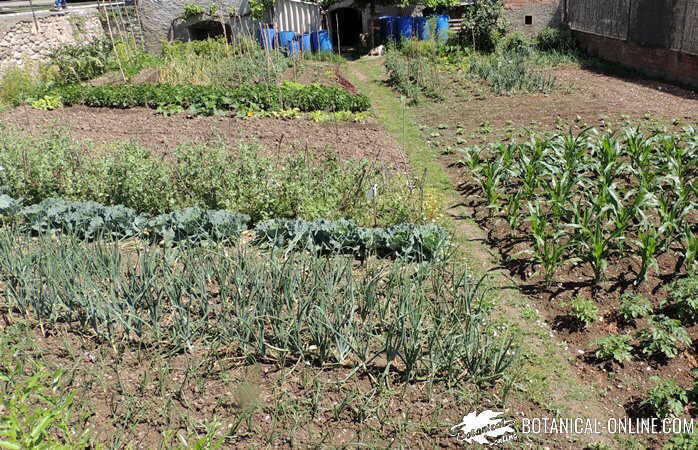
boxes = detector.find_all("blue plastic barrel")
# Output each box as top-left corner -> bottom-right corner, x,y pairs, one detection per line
257,27 -> 275,49
435,15 -> 449,42
395,16 -> 413,40
277,31 -> 295,50
378,16 -> 395,43
414,16 -> 429,40
299,33 -> 312,53
311,30 -> 332,53
286,39 -> 300,57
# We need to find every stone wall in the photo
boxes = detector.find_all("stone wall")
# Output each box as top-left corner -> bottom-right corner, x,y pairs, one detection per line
0,10 -> 104,75
503,0 -> 563,35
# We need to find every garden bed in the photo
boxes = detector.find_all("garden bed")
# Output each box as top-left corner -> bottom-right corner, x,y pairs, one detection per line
0,106 -> 408,169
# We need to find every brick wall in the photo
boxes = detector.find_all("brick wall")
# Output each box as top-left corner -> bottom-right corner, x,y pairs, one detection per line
503,0 -> 562,35
575,30 -> 698,88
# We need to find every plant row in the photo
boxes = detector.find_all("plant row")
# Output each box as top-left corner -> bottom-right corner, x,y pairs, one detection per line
254,218 -> 450,261
0,228 -> 513,384
0,129 -> 423,226
460,126 -> 697,285
1,195 -> 250,246
0,195 -> 449,260
565,277 -> 697,366
49,81 -> 371,115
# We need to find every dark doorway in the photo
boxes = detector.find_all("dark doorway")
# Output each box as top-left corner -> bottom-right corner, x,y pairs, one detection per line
330,8 -> 362,47
188,20 -> 232,42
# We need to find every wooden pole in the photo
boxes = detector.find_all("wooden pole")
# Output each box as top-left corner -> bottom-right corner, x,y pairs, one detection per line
28,0 -> 39,33
98,0 -> 126,82
334,11 -> 340,54
133,0 -> 146,49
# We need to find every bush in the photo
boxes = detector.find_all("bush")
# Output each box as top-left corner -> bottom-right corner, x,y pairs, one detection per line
536,26 -> 576,52
461,0 -> 507,52
47,38 -> 114,84
500,32 -> 532,56
51,81 -> 370,114
642,376 -> 688,419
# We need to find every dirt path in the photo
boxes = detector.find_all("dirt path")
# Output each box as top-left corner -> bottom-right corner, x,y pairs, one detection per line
344,57 -> 620,449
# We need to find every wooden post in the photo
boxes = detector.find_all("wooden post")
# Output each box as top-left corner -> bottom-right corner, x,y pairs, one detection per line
28,0 -> 39,33
334,11 -> 340,54
98,0 -> 126,82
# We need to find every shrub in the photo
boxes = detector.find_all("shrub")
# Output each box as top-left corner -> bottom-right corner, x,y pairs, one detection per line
0,65 -> 44,106
536,26 -> 576,52
635,315 -> 691,360
46,39 -> 114,84
51,81 -> 371,114
594,335 -> 633,364
618,293 -> 653,322
567,296 -> 599,328
642,376 -> 688,419
500,32 -> 532,56
662,275 -> 698,324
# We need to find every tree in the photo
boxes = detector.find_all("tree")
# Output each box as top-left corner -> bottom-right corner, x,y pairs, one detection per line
461,0 -> 507,51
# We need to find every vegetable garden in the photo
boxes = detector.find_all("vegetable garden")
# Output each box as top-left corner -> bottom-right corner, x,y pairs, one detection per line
1,3 -> 697,446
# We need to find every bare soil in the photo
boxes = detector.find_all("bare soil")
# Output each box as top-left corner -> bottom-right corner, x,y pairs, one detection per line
413,65 -> 697,148
0,106 -> 409,169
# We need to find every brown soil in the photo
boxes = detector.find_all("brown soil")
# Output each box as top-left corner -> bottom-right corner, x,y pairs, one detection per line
411,63 -> 698,446
413,65 -> 697,148
0,106 -> 408,169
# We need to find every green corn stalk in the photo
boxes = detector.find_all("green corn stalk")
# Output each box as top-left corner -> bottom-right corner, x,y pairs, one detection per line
635,225 -> 662,284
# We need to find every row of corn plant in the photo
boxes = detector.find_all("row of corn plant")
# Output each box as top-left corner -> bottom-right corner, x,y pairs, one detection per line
460,126 -> 697,285
0,227 -> 515,385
